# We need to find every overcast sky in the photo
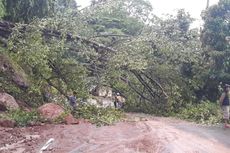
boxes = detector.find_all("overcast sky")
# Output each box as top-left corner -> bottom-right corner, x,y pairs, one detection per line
76,0 -> 219,26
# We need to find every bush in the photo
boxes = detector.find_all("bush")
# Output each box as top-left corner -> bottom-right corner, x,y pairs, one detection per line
177,101 -> 222,124
7,109 -> 41,126
74,104 -> 124,126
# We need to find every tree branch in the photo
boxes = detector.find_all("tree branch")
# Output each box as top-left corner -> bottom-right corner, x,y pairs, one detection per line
131,70 -> 160,99
140,71 -> 169,98
45,78 -> 69,99
0,20 -> 117,53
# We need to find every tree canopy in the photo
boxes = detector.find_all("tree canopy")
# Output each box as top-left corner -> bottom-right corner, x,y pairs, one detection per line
2,0 -> 77,23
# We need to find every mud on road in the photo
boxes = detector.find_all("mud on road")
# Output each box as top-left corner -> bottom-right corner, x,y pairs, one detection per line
0,114 -> 230,153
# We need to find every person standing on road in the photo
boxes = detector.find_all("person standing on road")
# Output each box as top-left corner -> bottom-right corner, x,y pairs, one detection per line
219,84 -> 230,128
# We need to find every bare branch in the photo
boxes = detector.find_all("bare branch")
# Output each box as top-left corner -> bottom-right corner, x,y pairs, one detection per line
140,71 -> 169,98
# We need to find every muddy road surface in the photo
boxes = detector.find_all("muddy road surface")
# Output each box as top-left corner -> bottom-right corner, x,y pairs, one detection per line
0,114 -> 230,153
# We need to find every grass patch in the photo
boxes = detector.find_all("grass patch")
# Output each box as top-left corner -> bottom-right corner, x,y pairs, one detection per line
7,109 -> 41,127
177,102 -> 222,124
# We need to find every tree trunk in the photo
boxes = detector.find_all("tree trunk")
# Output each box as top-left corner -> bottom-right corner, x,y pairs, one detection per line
206,0 -> 210,9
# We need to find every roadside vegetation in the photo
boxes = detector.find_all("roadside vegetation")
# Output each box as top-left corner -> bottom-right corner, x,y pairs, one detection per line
0,109 -> 41,126
75,105 -> 124,126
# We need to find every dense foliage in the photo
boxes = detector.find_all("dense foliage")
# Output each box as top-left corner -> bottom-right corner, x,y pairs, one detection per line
3,0 -> 77,23
177,102 -> 222,124
202,0 -> 230,51
0,0 -> 229,123
200,0 -> 230,100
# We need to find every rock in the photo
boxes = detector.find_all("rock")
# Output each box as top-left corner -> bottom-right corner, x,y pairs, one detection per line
0,93 -> 19,111
94,97 -> 114,107
93,86 -> 112,98
86,98 -> 98,106
85,96 -> 114,108
64,114 -> 79,125
38,103 -> 79,124
105,88 -> 112,98
0,119 -> 16,128
37,103 -> 65,120
100,97 -> 114,107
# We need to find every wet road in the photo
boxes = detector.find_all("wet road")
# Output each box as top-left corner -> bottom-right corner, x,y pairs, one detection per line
1,114 -> 229,153
37,114 -> 230,153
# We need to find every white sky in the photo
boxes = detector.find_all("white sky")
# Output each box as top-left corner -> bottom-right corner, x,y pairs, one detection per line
76,0 -> 219,26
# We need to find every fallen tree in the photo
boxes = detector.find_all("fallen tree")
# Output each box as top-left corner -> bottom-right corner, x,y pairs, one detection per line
0,20 -> 169,104
0,20 -> 116,53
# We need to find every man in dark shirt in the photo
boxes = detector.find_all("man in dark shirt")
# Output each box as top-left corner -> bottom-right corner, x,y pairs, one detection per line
69,91 -> 77,110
